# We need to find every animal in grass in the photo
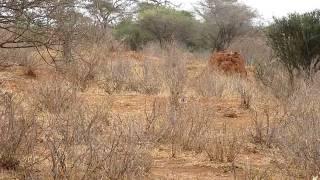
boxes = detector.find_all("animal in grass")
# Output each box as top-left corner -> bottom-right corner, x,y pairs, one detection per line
208,50 -> 247,77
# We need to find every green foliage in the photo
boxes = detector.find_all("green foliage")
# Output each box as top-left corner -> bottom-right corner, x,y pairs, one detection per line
139,6 -> 198,48
114,19 -> 153,50
114,5 -> 203,50
266,10 -> 320,76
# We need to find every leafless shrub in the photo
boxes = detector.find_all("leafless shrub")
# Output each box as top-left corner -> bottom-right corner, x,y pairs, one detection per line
194,70 -> 253,110
0,48 -> 40,78
66,42 -> 119,92
102,59 -> 137,93
0,48 -> 29,67
275,79 -> 320,178
193,69 -> 226,97
113,60 -> 137,92
98,58 -> 162,95
31,79 -> 152,180
0,91 -> 38,174
141,98 -> 168,143
204,130 -> 241,179
65,45 -> 102,91
234,78 -> 253,109
31,77 -> 77,114
178,103 -> 213,152
142,42 -> 166,59
138,70 -> 215,158
161,42 -> 188,157
255,60 -> 298,103
230,32 -> 272,66
242,165 -> 273,180
139,60 -> 163,94
95,118 -> 153,179
42,105 -> 152,179
149,101 -> 214,154
65,59 -> 98,92
204,126 -> 242,163
77,28 -> 124,53
19,52 -> 41,78
142,98 -> 215,158
249,109 -> 278,147
162,42 -> 188,95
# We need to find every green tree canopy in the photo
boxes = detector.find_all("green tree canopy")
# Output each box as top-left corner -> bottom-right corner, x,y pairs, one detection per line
139,6 -> 198,47
114,4 -> 201,50
266,10 -> 320,77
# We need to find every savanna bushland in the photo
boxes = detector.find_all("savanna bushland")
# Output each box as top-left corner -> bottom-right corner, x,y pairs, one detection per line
0,0 -> 320,179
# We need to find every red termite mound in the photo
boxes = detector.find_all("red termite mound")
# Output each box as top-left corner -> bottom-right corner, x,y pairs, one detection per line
208,50 -> 247,77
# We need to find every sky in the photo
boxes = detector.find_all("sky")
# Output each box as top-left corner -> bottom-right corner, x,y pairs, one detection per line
170,0 -> 320,21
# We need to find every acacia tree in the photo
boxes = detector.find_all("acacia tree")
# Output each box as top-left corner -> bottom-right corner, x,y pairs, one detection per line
0,0 -> 101,64
197,0 -> 256,51
139,6 -> 198,47
0,0 -> 83,64
86,0 -> 136,29
49,0 -> 78,63
0,0 -> 60,49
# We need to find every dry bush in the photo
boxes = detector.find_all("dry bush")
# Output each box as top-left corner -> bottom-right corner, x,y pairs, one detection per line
193,70 -> 226,97
0,82 -> 152,179
98,57 -> 162,95
99,59 -> 126,94
275,78 -> 320,178
141,98 -> 168,144
142,42 -> 166,59
138,77 -> 214,152
141,98 -> 218,159
142,42 -> 180,60
0,91 -> 39,175
99,59 -> 137,94
149,101 -> 214,155
27,77 -> 152,179
139,60 -> 163,94
161,42 -> 188,157
230,76 -> 254,109
248,109 -> 278,147
161,42 -> 190,97
162,42 -> 187,97
156,43 -> 244,158
168,101 -> 219,159
254,59 -> 320,177
255,60 -> 298,103
178,102 -> 213,152
230,32 -> 272,66
204,126 -> 242,163
194,70 -> 254,110
242,165 -> 273,180
65,41 -> 166,95
0,48 -> 39,77
140,100 -> 215,158
65,57 -> 99,92
31,77 -> 77,114
66,33 -> 124,92
55,32 -> 122,91
41,104 -> 152,179
18,52 -> 40,78
77,27 -> 123,53
0,49 -> 30,67
61,42 -> 110,91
